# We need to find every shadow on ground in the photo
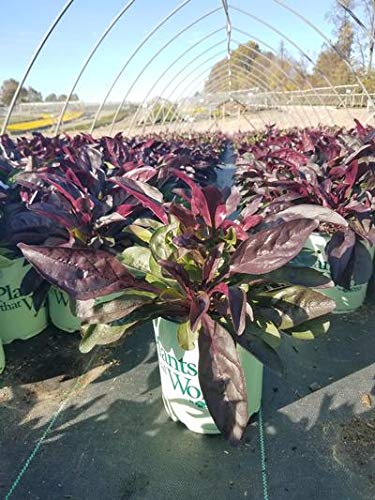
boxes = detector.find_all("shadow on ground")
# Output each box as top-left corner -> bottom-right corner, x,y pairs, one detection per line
1,298 -> 374,499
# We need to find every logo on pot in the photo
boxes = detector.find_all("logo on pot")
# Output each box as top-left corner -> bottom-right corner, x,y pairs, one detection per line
156,340 -> 207,409
52,289 -> 70,306
0,284 -> 40,315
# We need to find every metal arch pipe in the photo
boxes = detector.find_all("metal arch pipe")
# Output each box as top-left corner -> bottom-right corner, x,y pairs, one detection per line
138,47 -> 232,132
163,74 -> 266,135
335,0 -> 375,123
127,27 -> 225,134
89,0 -> 192,133
133,23 -> 325,134
230,4 -> 350,124
54,0 -> 137,134
108,7 -> 223,135
1,0 -> 75,134
232,4 -> 347,122
151,40 -> 311,133
153,58 -> 280,133
150,54 -> 286,133
145,52 -> 276,133
168,61 -> 289,134
142,22 -> 329,135
336,0 -> 375,41
272,0 -> 374,114
131,21 -> 323,135
229,37 -> 314,125
233,27 -> 326,123
171,74 -> 273,135
148,59 -> 271,133
144,36 -> 310,133
162,24 -> 331,129
167,46 -> 309,133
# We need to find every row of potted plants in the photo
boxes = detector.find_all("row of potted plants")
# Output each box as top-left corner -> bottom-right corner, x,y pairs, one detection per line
233,121 -> 375,313
0,132 -> 227,368
1,124 -> 373,443
18,170 -> 339,443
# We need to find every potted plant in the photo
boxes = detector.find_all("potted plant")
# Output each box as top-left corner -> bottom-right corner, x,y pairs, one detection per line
19,173 -> 335,442
0,146 -> 49,351
3,132 -> 226,331
235,124 -> 375,313
14,144 -> 166,332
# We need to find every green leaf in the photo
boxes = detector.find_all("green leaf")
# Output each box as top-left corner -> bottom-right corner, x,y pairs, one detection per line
119,247 -> 152,276
223,226 -> 237,247
76,293 -> 155,325
149,225 -> 174,261
79,322 -> 136,353
125,224 -> 153,243
251,319 -> 281,349
177,321 -> 199,350
254,285 -> 335,330
111,301 -> 186,327
286,317 -> 331,340
145,255 -> 176,289
132,217 -> 164,230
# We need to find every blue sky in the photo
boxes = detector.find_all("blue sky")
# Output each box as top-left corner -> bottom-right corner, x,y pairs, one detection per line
0,0 -> 337,104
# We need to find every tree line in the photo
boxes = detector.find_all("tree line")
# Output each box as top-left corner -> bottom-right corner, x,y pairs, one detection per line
205,0 -> 375,94
0,79 -> 79,106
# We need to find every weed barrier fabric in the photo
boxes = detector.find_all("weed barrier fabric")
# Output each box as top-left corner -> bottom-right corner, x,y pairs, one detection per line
1,316 -> 374,499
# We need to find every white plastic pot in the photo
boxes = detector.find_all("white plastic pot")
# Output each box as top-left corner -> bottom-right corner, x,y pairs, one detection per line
48,288 -> 129,333
48,288 -> 81,332
153,317 -> 263,435
303,233 -> 374,314
0,256 -> 48,344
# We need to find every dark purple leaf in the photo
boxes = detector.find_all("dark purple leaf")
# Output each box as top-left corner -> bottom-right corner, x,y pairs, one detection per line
352,240 -> 374,285
228,287 -> 247,335
326,230 -> 356,288
19,244 -> 154,300
230,219 -> 318,275
189,292 -> 210,331
112,176 -> 168,224
198,314 -> 248,444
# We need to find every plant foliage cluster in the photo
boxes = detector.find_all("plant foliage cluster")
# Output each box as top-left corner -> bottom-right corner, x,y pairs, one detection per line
2,125 -> 372,443
233,121 -> 375,289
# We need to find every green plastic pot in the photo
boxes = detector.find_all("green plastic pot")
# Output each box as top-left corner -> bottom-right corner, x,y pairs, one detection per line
302,233 -> 375,314
0,255 -> 48,345
48,288 -> 81,332
153,317 -> 263,435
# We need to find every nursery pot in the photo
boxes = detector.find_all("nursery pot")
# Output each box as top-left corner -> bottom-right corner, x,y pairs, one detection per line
153,317 -> 263,435
48,288 -> 129,333
0,256 -> 48,345
48,288 -> 81,332
302,233 -> 374,314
